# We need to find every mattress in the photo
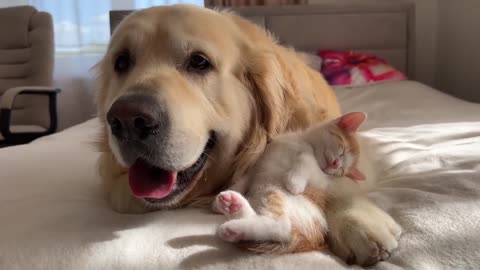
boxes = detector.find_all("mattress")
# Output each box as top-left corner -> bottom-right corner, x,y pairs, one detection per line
1,80 -> 479,270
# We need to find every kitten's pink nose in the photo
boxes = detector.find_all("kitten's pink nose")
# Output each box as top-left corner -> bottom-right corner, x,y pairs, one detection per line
328,159 -> 340,169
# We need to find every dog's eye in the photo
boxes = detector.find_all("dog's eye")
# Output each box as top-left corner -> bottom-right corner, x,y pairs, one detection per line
114,50 -> 131,74
187,53 -> 212,72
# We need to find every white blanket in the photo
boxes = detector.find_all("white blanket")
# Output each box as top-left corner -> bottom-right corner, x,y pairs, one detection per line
1,81 -> 479,270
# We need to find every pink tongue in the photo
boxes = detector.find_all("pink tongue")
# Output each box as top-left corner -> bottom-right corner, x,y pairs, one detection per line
128,160 -> 177,199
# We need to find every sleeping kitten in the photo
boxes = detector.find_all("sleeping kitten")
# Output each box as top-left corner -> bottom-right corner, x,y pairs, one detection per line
283,112 -> 366,195
213,112 -> 367,254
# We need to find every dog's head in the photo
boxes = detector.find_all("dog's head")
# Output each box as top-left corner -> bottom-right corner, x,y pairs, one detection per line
95,5 -> 295,210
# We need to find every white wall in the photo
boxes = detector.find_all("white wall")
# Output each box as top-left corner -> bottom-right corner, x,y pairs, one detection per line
53,55 -> 100,130
409,0 -> 438,87
307,0 -> 480,103
307,0 -> 439,87
436,0 -> 480,103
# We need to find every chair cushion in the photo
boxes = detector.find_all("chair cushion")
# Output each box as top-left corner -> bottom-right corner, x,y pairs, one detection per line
0,6 -> 36,49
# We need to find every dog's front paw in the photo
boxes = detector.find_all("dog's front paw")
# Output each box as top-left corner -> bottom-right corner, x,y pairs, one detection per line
108,176 -> 148,214
328,200 -> 402,266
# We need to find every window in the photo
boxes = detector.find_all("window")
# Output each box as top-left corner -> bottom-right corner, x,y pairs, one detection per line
1,0 -> 204,54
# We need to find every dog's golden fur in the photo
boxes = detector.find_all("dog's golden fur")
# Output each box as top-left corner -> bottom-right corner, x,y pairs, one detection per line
95,5 -> 340,213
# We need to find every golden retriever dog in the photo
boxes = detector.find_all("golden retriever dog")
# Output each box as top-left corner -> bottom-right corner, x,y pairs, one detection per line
95,5 -> 400,265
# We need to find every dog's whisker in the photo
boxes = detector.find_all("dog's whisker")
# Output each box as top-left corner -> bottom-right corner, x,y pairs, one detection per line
211,138 -> 227,157
204,152 -> 216,163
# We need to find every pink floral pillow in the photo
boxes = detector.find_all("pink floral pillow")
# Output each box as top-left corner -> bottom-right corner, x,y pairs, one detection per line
318,50 -> 407,86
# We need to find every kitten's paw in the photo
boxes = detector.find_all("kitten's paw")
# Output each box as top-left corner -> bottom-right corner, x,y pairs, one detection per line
328,203 -> 402,266
284,174 -> 308,195
214,190 -> 256,219
285,179 -> 305,195
215,191 -> 245,215
217,221 -> 245,242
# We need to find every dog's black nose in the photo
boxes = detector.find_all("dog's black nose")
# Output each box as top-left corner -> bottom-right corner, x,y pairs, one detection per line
107,94 -> 164,140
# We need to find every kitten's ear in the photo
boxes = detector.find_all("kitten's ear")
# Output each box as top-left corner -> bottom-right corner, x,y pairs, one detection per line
336,112 -> 367,132
346,167 -> 366,181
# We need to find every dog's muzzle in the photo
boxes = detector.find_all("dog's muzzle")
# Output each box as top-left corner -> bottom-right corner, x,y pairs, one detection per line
106,93 -> 215,205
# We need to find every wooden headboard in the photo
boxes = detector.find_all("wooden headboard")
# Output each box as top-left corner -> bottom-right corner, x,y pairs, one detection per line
109,0 -> 415,78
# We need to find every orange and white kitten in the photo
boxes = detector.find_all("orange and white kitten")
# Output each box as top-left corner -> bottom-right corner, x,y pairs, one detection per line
213,112 -> 367,254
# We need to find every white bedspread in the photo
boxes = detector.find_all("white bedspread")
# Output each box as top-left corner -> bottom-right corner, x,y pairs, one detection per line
1,81 -> 479,270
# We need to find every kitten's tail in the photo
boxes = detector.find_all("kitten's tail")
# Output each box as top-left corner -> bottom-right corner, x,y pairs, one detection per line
238,226 -> 328,254
238,241 -> 291,254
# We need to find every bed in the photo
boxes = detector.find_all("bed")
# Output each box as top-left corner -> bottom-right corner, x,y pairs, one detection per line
2,2 -> 480,270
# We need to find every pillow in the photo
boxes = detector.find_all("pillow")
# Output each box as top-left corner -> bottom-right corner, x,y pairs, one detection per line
318,50 -> 407,86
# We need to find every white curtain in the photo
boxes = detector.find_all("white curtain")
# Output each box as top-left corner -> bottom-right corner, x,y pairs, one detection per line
1,0 -> 204,54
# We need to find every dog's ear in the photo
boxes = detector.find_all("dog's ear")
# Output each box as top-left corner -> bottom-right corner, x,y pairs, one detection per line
242,50 -> 291,137
228,49 -> 294,185
225,49 -> 290,186
227,12 -> 298,186
225,11 -> 294,137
